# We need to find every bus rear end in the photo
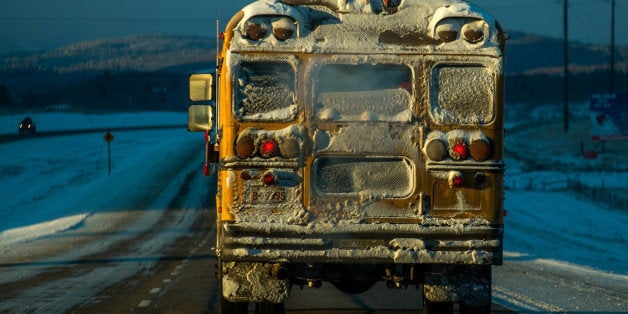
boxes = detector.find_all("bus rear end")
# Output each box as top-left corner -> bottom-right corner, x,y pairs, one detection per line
189,0 -> 505,313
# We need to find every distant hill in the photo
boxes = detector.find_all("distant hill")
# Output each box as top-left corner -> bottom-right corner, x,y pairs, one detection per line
0,32 -> 626,112
506,31 -> 627,75
505,32 -> 627,104
0,34 -> 216,73
0,34 -> 217,112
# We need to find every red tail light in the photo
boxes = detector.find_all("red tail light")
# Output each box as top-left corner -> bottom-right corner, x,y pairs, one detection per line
449,171 -> 464,188
452,176 -> 464,188
450,140 -> 469,160
263,173 -> 277,186
260,139 -> 279,158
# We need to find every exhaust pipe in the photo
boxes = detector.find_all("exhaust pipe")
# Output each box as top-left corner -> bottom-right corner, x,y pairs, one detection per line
270,264 -> 289,280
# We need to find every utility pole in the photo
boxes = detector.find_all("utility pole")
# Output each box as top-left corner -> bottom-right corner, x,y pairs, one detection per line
610,0 -> 615,92
563,0 -> 569,132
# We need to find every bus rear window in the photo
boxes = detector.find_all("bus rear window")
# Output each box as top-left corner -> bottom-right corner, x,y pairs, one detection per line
313,64 -> 413,123
431,65 -> 494,125
234,62 -> 297,121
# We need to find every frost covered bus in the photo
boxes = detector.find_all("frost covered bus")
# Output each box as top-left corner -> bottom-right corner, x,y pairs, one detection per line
188,0 -> 505,313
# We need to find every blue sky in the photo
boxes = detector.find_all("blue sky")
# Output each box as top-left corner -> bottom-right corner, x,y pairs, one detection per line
0,0 -> 626,54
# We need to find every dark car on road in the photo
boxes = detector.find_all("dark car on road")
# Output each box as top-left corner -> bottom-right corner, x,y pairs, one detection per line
18,117 -> 36,134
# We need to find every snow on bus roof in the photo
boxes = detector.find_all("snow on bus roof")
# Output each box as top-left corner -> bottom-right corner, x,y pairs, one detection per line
233,0 -> 502,54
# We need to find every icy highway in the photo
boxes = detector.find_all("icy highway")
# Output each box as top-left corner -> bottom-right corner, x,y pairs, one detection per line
0,116 -> 626,312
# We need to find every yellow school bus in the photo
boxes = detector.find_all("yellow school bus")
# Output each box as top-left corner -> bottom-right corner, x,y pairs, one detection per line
189,0 -> 505,313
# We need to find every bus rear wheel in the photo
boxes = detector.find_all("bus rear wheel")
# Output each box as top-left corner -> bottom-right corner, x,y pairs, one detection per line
220,296 -> 248,314
460,301 -> 491,314
422,299 -> 453,314
255,302 -> 285,314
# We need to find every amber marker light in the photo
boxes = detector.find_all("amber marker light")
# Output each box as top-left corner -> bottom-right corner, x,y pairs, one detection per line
470,139 -> 492,161
280,138 -> 300,159
426,139 -> 448,161
236,136 -> 255,158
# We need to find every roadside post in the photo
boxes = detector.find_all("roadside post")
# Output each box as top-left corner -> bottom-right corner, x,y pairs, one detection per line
103,131 -> 114,175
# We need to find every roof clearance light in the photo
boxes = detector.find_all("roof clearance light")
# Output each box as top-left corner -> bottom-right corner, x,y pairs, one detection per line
246,21 -> 267,41
435,21 -> 458,42
426,139 -> 448,161
462,20 -> 486,43
271,17 -> 296,41
450,139 -> 469,161
260,139 -> 280,158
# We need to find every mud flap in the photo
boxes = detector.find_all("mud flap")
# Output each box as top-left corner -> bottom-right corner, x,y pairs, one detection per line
221,262 -> 290,303
423,265 -> 491,307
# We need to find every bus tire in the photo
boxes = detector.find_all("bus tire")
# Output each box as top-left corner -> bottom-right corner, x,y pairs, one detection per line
220,296 -> 248,314
422,298 -> 453,314
460,301 -> 491,314
255,302 -> 285,314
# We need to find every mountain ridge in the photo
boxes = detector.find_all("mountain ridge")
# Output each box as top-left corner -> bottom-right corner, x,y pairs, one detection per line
1,32 -> 626,75
0,32 -> 626,111
0,34 -> 216,74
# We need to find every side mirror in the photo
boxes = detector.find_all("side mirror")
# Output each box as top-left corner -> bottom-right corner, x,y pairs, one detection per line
188,104 -> 214,132
189,74 -> 214,101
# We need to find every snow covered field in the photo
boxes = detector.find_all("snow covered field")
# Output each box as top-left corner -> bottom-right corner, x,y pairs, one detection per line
0,111 -> 626,310
0,112 -> 201,250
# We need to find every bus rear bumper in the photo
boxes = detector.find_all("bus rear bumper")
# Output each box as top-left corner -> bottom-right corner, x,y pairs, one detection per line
219,220 -> 503,265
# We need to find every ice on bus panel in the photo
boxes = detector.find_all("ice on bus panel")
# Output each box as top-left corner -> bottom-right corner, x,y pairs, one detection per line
188,1 -> 505,313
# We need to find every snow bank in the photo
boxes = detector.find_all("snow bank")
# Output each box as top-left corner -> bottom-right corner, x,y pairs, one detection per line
0,214 -> 88,248
504,190 -> 628,275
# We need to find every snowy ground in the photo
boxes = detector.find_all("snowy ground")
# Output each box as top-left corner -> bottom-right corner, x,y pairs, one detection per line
0,112 -> 201,250
1,111 -> 627,311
